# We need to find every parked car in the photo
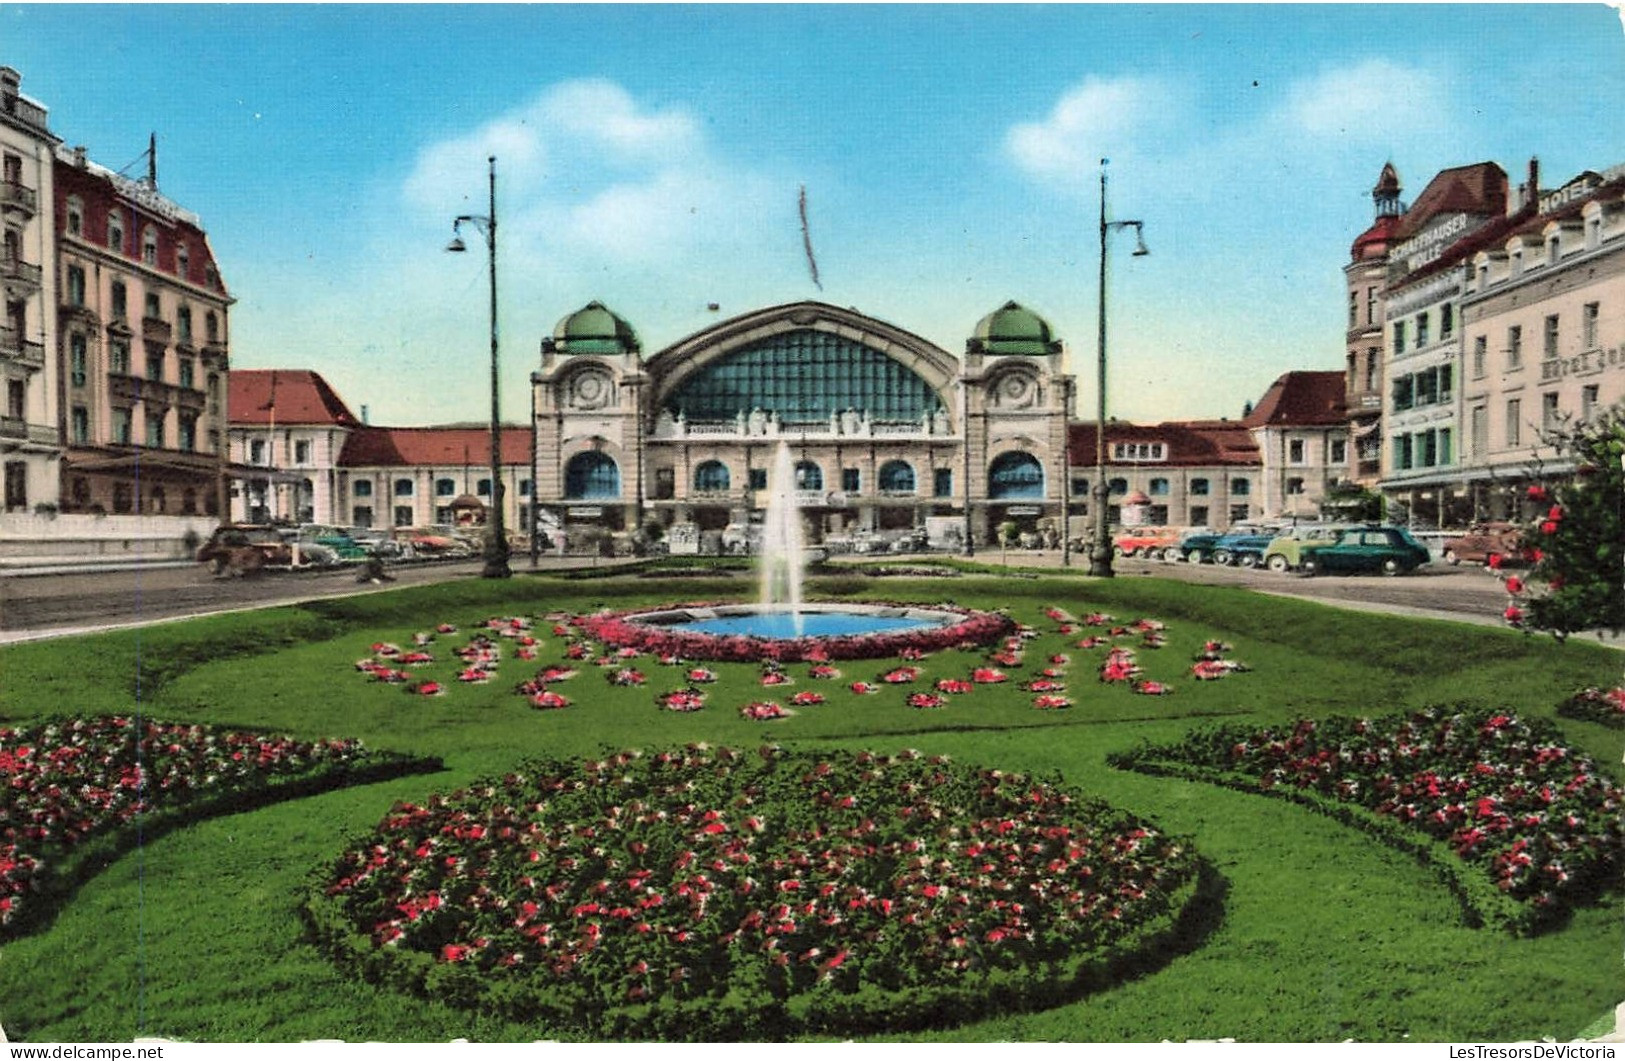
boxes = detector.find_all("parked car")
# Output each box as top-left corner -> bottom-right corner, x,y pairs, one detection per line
397,527 -> 475,557
344,526 -> 409,559
1441,522 -> 1526,567
1113,527 -> 1183,560
1180,525 -> 1277,566
198,524 -> 337,573
1261,524 -> 1349,573
1300,526 -> 1431,576
290,524 -> 368,561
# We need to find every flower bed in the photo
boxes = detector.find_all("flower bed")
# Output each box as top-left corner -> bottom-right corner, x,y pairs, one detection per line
1,716 -> 436,941
572,601 -> 1014,663
1110,706 -> 1623,932
1556,687 -> 1625,729
305,745 -> 1206,1040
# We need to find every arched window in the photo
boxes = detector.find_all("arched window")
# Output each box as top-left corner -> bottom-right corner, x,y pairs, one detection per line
988,452 -> 1044,499
565,452 -> 620,499
1109,477 -> 1129,495
878,460 -> 915,493
1231,478 -> 1251,496
793,461 -> 823,491
694,460 -> 730,492
394,478 -> 414,497
436,478 -> 456,498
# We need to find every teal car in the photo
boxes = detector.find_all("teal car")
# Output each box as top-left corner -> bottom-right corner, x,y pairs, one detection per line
1300,526 -> 1431,576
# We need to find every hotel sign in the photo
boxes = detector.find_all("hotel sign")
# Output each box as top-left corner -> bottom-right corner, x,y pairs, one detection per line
1540,174 -> 1602,214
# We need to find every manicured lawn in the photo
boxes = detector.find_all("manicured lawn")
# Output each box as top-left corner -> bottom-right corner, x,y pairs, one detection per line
0,570 -> 1619,1042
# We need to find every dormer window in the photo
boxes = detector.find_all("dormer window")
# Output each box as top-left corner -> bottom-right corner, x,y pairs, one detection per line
1110,442 -> 1166,462
1547,234 -> 1560,265
142,225 -> 158,266
176,244 -> 189,281
66,196 -> 83,235
107,214 -> 123,253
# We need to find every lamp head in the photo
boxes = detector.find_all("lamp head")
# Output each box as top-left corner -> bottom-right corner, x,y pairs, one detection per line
1131,224 -> 1150,257
446,233 -> 468,253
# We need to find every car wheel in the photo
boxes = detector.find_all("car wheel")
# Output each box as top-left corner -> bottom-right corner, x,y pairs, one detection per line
1238,553 -> 1259,569
1266,554 -> 1290,573
1162,547 -> 1181,563
1113,546 -> 1127,559
1213,549 -> 1233,566
1186,549 -> 1205,564
1443,549 -> 1460,565
1382,558 -> 1402,576
1301,558 -> 1319,576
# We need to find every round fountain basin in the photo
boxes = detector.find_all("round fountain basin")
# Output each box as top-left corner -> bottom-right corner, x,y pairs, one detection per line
676,609 -> 939,640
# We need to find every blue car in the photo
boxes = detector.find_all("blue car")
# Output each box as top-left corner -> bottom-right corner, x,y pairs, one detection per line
1177,526 -> 1278,567
1300,526 -> 1432,576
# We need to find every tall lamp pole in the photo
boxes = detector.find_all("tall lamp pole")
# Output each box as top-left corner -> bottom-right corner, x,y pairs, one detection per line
1088,158 -> 1149,579
448,156 -> 512,579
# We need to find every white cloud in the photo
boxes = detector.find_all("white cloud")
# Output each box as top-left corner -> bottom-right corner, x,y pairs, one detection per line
1004,76 -> 1176,181
1282,59 -> 1449,140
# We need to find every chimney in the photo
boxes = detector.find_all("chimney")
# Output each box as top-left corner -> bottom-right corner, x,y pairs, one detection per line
0,67 -> 19,110
72,146 -> 87,168
1516,156 -> 1540,213
360,404 -> 369,425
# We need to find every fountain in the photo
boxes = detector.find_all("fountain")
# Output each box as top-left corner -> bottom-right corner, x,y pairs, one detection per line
758,441 -> 806,634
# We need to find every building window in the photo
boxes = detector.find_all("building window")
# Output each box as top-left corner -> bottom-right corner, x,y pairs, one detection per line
1392,321 -> 1406,355
519,479 -> 531,497
477,478 -> 492,497
353,480 -> 373,498
1507,325 -> 1522,369
395,478 -> 414,497
206,312 -> 219,342
651,467 -> 674,501
1415,312 -> 1429,349
1288,439 -> 1305,464
110,281 -> 126,320
793,461 -> 823,492
1438,364 -> 1453,403
1286,477 -> 1305,495
110,339 -> 130,375
1148,477 -> 1169,495
249,439 -> 266,465
1439,427 -> 1452,466
1544,315 -> 1560,359
1108,477 -> 1128,495
1582,302 -> 1600,350
206,373 -> 220,414
694,460 -> 730,492
1470,405 -> 1488,456
1506,398 -> 1522,447
394,506 -> 413,527
1229,504 -> 1249,524
112,407 -> 132,445
294,440 -> 311,464
1366,287 -> 1377,325
564,452 -> 621,499
1582,384 -> 1600,421
145,292 -> 161,320
142,225 -> 158,266
1440,304 -> 1453,341
878,460 -> 915,493
841,467 -> 861,493
1392,375 -> 1414,412
66,265 -> 85,306
1542,391 -> 1560,430
1393,434 -> 1412,471
176,245 -> 189,281
145,413 -> 164,448
1330,439 -> 1347,465
1472,336 -> 1487,378
66,196 -> 83,235
1190,505 -> 1209,527
107,215 -> 123,253
1365,348 -> 1378,389
69,333 -> 87,387
1190,477 -> 1209,496
435,478 -> 456,497
179,416 -> 196,452
1348,290 -> 1357,327
1230,478 -> 1250,496
934,467 -> 953,498
1547,234 -> 1561,265
178,358 -> 194,389
5,378 -> 21,419
146,348 -> 163,381
987,451 -> 1044,499
177,306 -> 192,344
748,468 -> 767,490
71,405 -> 88,444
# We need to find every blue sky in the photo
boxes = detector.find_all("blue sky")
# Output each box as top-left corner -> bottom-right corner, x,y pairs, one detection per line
5,4 -> 1623,426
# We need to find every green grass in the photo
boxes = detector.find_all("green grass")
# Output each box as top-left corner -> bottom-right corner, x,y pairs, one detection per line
0,571 -> 1620,1042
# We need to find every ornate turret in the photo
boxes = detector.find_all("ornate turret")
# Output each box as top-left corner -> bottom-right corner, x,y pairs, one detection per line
1352,163 -> 1405,262
545,301 -> 640,357
966,300 -> 1062,357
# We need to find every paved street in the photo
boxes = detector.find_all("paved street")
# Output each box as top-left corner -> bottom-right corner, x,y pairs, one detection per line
0,550 -> 1583,645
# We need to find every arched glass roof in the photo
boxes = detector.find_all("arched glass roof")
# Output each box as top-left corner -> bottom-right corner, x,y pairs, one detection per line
665,329 -> 943,423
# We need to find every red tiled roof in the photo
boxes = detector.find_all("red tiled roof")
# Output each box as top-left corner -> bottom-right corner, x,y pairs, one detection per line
1393,162 -> 1508,241
1351,213 -> 1403,261
1069,420 -> 1259,467
1244,371 -> 1346,427
338,426 -> 533,468
229,370 -> 359,426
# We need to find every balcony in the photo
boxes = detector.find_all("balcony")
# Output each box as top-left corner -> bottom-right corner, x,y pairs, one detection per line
0,417 -> 58,446
109,373 -> 178,409
142,316 -> 172,345
0,324 -> 45,369
1,255 -> 42,296
0,181 -> 38,219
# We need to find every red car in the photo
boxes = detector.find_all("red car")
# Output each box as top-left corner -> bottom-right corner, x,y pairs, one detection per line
1441,523 -> 1526,567
1113,528 -> 1183,561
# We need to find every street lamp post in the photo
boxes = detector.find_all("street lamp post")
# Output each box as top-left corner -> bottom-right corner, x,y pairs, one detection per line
447,156 -> 512,579
1088,158 -> 1149,579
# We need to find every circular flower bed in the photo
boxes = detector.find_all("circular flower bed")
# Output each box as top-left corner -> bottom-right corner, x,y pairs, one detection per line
305,745 -> 1205,1039
572,601 -> 1014,663
1557,687 -> 1625,729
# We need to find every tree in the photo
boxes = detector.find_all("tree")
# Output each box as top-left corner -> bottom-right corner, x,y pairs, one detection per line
1502,409 -> 1625,640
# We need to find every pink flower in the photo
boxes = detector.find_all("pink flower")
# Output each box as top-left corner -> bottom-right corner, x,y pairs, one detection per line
1504,576 -> 1524,595
849,682 -> 878,695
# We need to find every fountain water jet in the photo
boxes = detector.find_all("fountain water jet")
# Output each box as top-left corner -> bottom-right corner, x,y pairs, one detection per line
758,441 -> 806,634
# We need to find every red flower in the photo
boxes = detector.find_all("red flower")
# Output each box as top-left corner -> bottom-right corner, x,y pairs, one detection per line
1526,484 -> 1548,502
1504,576 -> 1524,595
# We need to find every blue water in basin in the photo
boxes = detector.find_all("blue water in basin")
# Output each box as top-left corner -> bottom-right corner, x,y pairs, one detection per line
675,611 -> 940,640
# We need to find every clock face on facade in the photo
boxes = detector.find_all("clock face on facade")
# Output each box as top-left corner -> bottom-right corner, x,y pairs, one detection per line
996,371 -> 1038,408
568,369 -> 614,410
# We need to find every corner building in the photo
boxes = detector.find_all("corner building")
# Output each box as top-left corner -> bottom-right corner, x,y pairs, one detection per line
531,300 -> 1074,548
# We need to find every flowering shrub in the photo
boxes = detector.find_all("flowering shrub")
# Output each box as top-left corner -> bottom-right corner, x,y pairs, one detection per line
531,691 -> 571,710
658,690 -> 706,713
934,679 -> 974,695
906,692 -> 946,709
1032,695 -> 1072,710
740,702 -> 793,721
305,745 -> 1203,1039
573,602 -> 1014,663
1556,687 -> 1625,729
1,716 -> 431,940
1112,706 -> 1623,931
788,691 -> 826,707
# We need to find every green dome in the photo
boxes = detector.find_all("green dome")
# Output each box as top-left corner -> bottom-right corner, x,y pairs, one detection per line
552,301 -> 640,356
968,300 -> 1060,356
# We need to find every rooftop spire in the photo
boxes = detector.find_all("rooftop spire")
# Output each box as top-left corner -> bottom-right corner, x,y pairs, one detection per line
1373,162 -> 1403,218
